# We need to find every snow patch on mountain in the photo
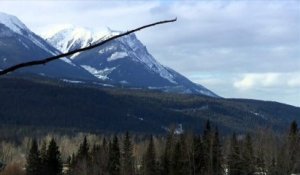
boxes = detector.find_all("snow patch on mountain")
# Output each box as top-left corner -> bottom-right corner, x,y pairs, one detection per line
117,34 -> 177,84
28,35 -> 57,55
60,57 -> 76,67
250,111 -> 267,120
62,79 -> 84,84
0,12 -> 28,35
81,65 -> 115,80
195,89 -> 216,97
107,52 -> 128,62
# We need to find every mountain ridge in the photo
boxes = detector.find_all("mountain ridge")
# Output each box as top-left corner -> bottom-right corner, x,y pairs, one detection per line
45,26 -> 219,97
0,11 -> 218,97
0,12 -> 98,81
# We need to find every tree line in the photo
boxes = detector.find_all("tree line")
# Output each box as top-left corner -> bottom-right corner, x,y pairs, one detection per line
3,121 -> 299,175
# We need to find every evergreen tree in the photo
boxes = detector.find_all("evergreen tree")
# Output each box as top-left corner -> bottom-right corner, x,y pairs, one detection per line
203,120 -> 212,174
77,136 -> 89,161
66,153 -> 75,175
193,135 -> 205,175
288,121 -> 300,173
212,128 -> 223,175
122,132 -> 134,175
143,135 -> 157,175
102,137 -> 109,174
171,141 -> 182,175
90,144 -> 102,175
171,135 -> 189,175
241,134 -> 255,175
45,138 -> 62,175
179,135 -> 190,175
70,136 -> 90,175
228,133 -> 242,175
26,139 -> 41,175
276,121 -> 299,174
161,132 -> 173,175
108,135 -> 121,175
40,140 -> 48,175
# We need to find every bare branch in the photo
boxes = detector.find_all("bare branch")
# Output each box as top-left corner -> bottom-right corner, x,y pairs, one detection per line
0,18 -> 177,76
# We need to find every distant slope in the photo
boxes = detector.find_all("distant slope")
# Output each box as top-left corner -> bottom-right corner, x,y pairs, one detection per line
0,76 -> 298,134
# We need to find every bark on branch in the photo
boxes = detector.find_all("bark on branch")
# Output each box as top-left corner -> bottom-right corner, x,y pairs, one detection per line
0,18 -> 177,76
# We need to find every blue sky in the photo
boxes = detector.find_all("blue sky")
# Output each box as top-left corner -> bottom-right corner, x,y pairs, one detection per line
0,0 -> 299,106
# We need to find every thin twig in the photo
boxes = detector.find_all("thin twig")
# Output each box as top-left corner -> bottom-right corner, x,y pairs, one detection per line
0,18 -> 177,76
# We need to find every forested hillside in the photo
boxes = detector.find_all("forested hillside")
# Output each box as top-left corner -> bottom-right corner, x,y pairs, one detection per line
0,75 -> 299,137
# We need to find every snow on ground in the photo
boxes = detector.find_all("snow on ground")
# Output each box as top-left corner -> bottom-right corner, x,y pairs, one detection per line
250,111 -> 267,120
62,79 -> 84,84
81,65 -> 115,80
107,52 -> 128,62
0,12 -> 28,35
60,57 -> 76,67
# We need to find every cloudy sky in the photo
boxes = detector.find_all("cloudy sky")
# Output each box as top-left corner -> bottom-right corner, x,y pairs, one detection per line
0,0 -> 299,106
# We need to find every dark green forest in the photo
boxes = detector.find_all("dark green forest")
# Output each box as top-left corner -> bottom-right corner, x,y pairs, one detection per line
0,75 -> 299,138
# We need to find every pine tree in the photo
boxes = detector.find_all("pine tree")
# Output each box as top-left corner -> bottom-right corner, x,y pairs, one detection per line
228,133 -> 242,175
171,140 -> 182,175
241,134 -> 255,175
77,136 -> 89,161
102,137 -> 109,174
161,132 -> 173,175
90,143 -> 102,175
276,121 -> 299,174
40,140 -> 48,175
143,135 -> 157,175
26,139 -> 41,175
122,132 -> 134,175
193,135 -> 205,175
288,121 -> 300,173
203,120 -> 212,174
212,128 -> 223,175
170,135 -> 189,175
179,135 -> 190,175
70,136 -> 90,175
45,138 -> 63,175
108,135 -> 121,175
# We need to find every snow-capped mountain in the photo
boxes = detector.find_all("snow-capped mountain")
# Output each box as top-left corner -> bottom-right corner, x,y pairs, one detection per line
46,26 -> 218,97
0,12 -> 96,80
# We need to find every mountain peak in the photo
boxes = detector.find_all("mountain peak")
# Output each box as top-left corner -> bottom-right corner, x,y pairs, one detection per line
46,26 -> 92,39
43,24 -> 218,97
44,26 -> 93,53
0,12 -> 28,35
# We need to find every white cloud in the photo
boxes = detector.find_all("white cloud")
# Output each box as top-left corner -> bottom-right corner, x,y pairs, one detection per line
288,76 -> 300,88
234,72 -> 300,91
